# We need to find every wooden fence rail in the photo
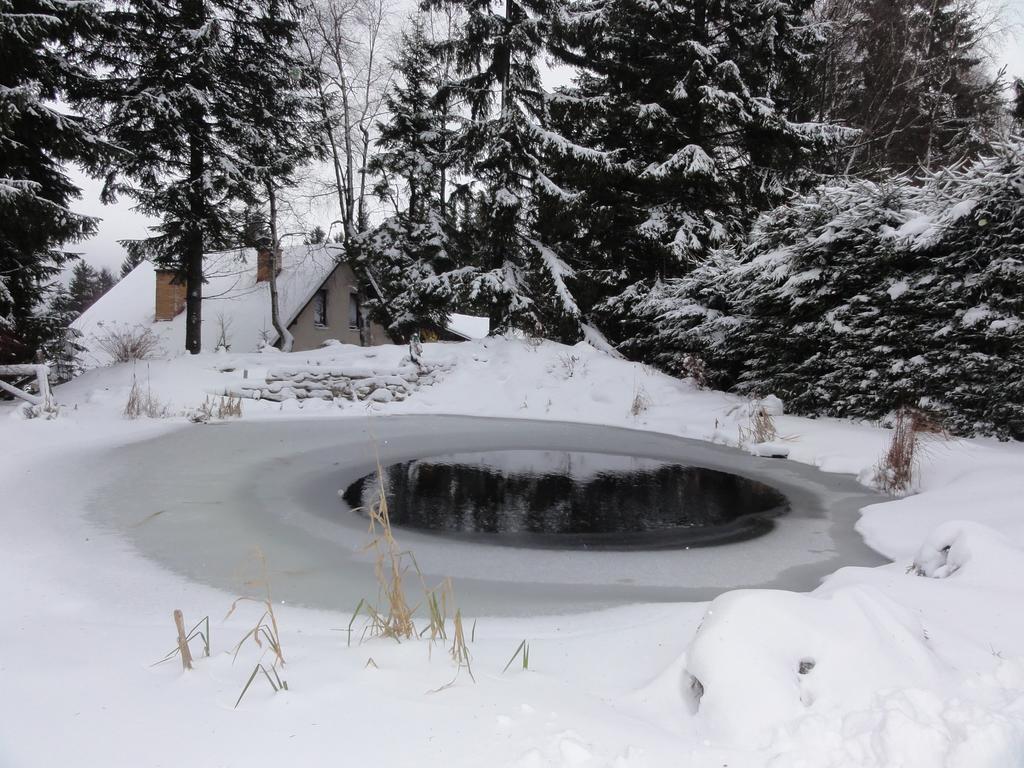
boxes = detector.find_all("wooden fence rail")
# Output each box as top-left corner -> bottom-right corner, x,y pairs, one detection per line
0,364 -> 53,407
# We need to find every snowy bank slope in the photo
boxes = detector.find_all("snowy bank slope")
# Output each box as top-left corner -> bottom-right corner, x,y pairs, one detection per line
3,337 -> 1024,767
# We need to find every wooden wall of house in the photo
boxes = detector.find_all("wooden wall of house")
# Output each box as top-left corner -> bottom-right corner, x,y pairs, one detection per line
288,262 -> 390,351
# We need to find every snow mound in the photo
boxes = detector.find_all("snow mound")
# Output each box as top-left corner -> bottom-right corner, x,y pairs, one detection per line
684,587 -> 944,748
746,440 -> 790,458
912,522 -> 1024,582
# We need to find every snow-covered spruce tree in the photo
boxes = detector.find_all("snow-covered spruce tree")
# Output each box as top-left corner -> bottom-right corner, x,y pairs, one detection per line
65,260 -> 114,316
716,143 -> 1024,439
727,178 -> 919,416
544,0 -> 843,347
424,0 -> 587,339
36,285 -> 85,382
0,0 -> 105,362
119,250 -> 144,278
370,15 -> 448,225
231,0 -> 324,352
1013,79 -> 1024,127
351,15 -> 460,342
911,149 -> 1024,438
88,0 -> 268,354
812,0 -> 1002,174
608,251 -> 744,388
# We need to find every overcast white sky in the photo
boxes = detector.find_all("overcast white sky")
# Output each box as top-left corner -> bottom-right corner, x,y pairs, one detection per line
68,1 -> 1024,277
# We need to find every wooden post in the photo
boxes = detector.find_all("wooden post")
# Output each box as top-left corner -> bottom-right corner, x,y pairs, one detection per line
174,609 -> 193,671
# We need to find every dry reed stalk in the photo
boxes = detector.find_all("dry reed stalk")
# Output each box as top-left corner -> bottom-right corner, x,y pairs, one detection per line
422,578 -> 452,644
349,447 -> 479,686
123,372 -> 169,419
361,464 -> 416,641
736,398 -> 778,444
234,663 -> 288,708
874,407 -> 945,494
154,615 -> 209,667
216,395 -> 242,418
227,549 -> 287,668
449,610 -> 473,680
227,551 -> 290,707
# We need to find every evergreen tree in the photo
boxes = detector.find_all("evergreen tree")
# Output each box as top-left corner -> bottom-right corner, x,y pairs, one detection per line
97,267 -> 116,295
372,16 -> 447,223
651,142 -> 1024,439
304,226 -> 327,245
426,0 -> 585,337
67,260 -> 100,314
120,250 -> 144,278
37,285 -> 84,382
812,0 -> 1002,173
544,0 -> 840,346
89,0 -> 279,353
0,0 -> 105,362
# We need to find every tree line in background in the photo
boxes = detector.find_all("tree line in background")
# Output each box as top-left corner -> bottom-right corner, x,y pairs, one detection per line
2,0 -> 1022,434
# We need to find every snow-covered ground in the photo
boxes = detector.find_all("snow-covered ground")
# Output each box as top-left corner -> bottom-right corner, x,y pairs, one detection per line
3,337 -> 1024,767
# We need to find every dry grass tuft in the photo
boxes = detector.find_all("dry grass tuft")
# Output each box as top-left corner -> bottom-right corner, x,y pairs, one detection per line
422,578 -> 453,644
235,663 -> 288,708
353,465 -> 417,642
630,382 -> 652,418
217,395 -> 242,418
124,373 -> 169,419
227,550 -> 288,706
449,610 -> 474,680
97,325 -> 161,362
188,395 -> 242,422
558,353 -> 587,378
347,456 -> 481,687
431,609 -> 475,692
343,445 -> 486,687
737,398 -> 778,444
873,407 -> 946,495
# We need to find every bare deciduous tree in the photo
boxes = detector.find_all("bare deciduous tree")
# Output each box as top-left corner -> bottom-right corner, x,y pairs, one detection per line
301,0 -> 396,244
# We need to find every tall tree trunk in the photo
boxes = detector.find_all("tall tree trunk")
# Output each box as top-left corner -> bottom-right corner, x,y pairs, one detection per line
357,124 -> 371,231
185,122 -> 204,355
266,179 -> 294,352
408,178 -> 418,223
500,0 -> 512,115
318,86 -> 349,234
338,63 -> 356,241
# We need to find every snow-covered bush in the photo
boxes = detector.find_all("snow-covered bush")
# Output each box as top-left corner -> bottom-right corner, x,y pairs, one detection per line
638,143 -> 1024,439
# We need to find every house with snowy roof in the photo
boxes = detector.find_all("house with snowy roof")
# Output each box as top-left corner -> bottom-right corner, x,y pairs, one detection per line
71,243 -> 488,369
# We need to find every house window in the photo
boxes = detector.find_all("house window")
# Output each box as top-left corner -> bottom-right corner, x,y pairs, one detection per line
313,289 -> 328,327
348,290 -> 361,330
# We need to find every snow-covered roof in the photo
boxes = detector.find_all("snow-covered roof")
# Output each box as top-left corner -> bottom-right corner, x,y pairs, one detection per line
71,244 -> 343,367
447,312 -> 489,340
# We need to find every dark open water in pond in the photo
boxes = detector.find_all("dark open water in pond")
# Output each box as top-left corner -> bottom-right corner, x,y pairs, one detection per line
341,450 -> 788,549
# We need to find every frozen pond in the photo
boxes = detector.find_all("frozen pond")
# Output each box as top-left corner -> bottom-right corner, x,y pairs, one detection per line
343,451 -> 788,548
86,415 -> 889,616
